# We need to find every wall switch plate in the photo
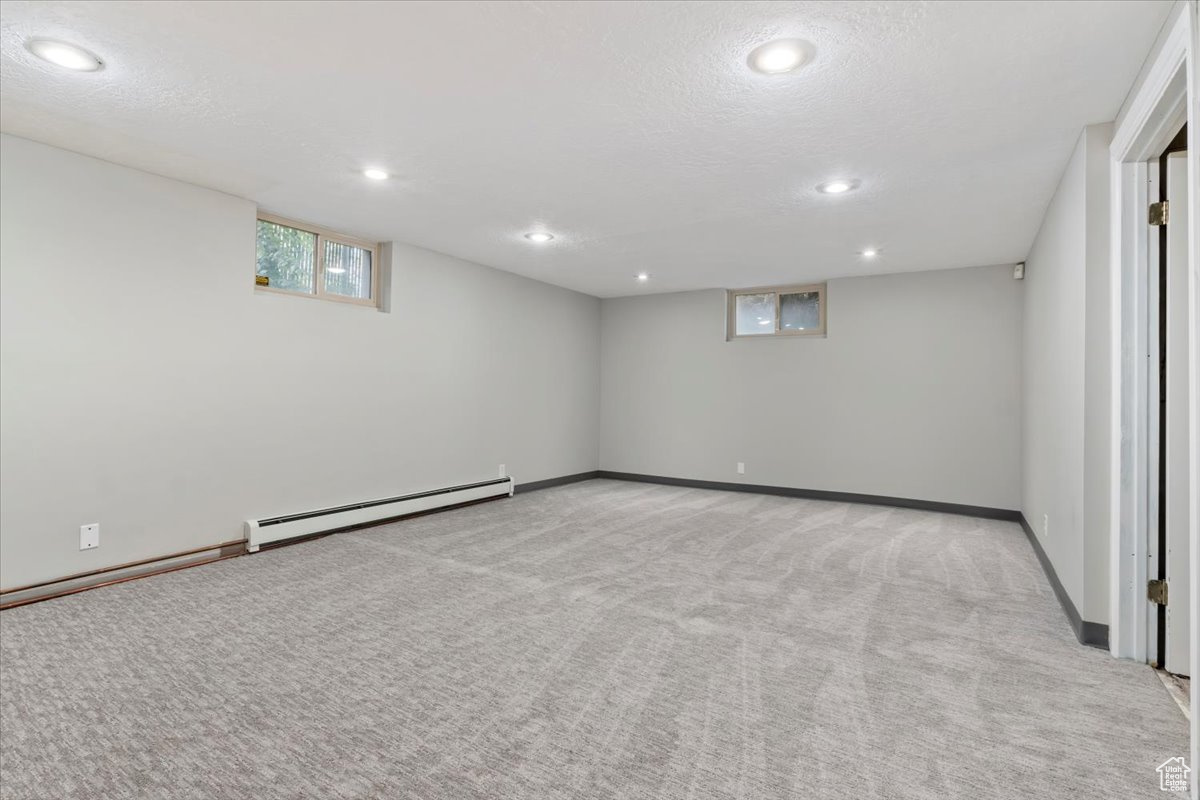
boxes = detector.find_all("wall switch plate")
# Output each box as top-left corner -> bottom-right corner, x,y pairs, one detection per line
1042,514 -> 1049,538
79,523 -> 99,550
736,462 -> 745,474
498,464 -> 506,478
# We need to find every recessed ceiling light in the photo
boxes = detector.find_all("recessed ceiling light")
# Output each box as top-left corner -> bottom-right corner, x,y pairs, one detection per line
860,248 -> 879,258
747,39 -> 813,75
525,232 -> 554,243
363,168 -> 389,181
817,179 -> 859,194
758,318 -> 771,325
25,39 -> 103,72
636,272 -> 649,281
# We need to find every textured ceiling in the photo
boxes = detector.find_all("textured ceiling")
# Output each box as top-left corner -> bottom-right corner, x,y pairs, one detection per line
0,1 -> 1171,297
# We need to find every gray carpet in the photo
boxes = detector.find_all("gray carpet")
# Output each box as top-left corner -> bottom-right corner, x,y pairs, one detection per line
0,479 -> 1188,799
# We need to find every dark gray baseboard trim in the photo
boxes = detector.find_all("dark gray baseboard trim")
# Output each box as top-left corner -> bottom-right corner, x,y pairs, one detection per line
514,471 -> 601,494
1017,514 -> 1109,650
595,472 -> 1110,651
595,470 -> 1020,521
1079,621 -> 1110,650
483,470 -> 1113,652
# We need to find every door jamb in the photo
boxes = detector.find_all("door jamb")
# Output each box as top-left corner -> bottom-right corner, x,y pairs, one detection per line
1108,5 -> 1196,794
1109,4 -> 1189,665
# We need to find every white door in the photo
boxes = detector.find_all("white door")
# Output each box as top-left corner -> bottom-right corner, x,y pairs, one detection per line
1163,150 -> 1190,678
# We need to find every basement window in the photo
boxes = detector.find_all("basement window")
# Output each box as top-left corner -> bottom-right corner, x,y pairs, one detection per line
726,283 -> 826,339
255,212 -> 379,307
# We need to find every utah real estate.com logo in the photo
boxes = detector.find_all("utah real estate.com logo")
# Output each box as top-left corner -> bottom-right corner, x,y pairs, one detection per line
1157,757 -> 1190,792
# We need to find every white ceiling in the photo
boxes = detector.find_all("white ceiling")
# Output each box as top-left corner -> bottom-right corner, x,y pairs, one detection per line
0,1 -> 1171,297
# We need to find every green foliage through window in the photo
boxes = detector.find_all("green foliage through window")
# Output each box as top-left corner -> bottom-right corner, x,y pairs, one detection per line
256,220 -> 316,293
255,216 -> 375,303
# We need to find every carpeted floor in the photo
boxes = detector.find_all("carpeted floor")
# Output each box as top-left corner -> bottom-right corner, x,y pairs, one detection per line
0,479 -> 1189,798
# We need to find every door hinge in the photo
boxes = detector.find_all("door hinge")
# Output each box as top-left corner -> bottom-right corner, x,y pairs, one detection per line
1149,201 -> 1169,226
1148,579 -> 1168,605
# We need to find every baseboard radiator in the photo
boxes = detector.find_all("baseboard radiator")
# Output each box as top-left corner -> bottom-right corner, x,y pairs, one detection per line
243,477 -> 514,552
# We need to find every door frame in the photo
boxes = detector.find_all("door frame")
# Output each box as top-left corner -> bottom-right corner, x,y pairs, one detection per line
1108,2 -> 1197,791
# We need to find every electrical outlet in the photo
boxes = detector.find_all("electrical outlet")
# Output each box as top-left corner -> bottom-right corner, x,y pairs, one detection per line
1042,514 -> 1049,538
736,462 -> 745,475
498,464 -> 506,478
79,523 -> 99,551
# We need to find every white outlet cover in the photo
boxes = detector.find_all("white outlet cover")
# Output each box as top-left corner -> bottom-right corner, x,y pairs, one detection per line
737,462 -> 745,474
499,464 -> 506,478
79,523 -> 99,550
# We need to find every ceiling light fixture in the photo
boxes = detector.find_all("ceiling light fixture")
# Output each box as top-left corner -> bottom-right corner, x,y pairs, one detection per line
25,39 -> 104,72
747,39 -> 813,75
816,179 -> 858,195
524,232 -> 554,243
860,248 -> 879,258
327,267 -> 347,274
636,272 -> 649,281
363,168 -> 389,180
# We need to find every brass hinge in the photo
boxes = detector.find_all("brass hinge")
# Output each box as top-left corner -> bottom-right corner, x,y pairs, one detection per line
1148,579 -> 1168,605
1149,201 -> 1169,226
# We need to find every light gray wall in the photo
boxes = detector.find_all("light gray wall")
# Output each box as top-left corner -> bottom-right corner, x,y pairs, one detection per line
600,265 -> 1023,510
1081,123 -> 1114,625
1022,131 -> 1087,612
1021,123 -> 1112,625
0,135 -> 600,588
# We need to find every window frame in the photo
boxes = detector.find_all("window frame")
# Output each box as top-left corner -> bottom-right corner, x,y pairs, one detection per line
255,211 -> 380,308
726,283 -> 827,340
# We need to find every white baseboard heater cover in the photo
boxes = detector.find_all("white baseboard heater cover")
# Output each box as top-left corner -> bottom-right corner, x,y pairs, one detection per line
244,477 -> 513,552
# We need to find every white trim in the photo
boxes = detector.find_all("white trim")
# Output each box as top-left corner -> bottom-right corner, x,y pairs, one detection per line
1147,158 -> 1164,669
1107,6 -> 1198,788
1111,158 -> 1155,661
1110,18 -> 1188,159
1184,3 -> 1198,793
1108,3 -> 1193,664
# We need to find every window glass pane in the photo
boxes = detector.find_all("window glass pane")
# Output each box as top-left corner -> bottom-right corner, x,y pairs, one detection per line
735,292 -> 776,335
780,291 -> 820,331
323,240 -> 372,300
256,220 -> 316,293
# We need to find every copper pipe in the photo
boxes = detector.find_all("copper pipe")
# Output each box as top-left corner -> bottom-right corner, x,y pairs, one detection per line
0,553 -> 244,610
0,539 -> 247,596
1,494 -> 507,609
